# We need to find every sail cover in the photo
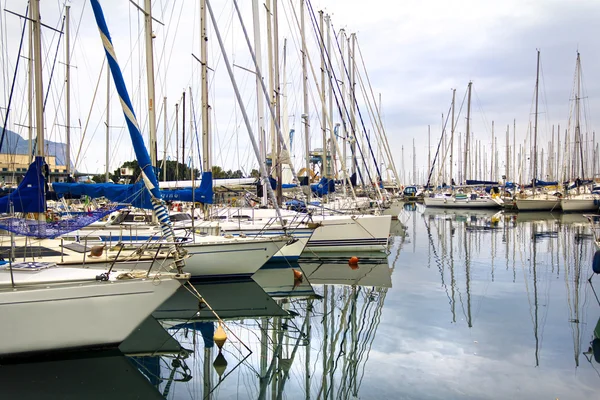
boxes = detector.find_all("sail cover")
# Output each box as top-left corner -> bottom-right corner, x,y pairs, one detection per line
0,156 -> 46,213
53,181 -> 152,209
161,171 -> 213,204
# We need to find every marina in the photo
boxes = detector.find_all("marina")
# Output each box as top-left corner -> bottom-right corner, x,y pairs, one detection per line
0,0 -> 599,399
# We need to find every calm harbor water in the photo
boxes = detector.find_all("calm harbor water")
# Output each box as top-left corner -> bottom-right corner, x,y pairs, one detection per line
2,205 -> 600,399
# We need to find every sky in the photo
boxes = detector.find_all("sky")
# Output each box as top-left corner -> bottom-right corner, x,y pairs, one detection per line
1,0 -> 599,184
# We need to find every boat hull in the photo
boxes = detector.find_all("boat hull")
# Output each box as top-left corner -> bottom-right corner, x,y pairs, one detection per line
515,198 -> 561,211
560,198 -> 600,212
183,237 -> 286,278
0,268 -> 184,357
306,214 -> 391,252
424,197 -> 502,209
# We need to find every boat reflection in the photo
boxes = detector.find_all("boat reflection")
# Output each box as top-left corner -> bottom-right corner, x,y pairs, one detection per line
0,350 -> 166,399
128,254 -> 394,398
423,208 -> 596,369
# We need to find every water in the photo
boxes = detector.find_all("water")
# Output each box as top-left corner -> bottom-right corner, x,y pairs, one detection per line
2,206 -> 600,399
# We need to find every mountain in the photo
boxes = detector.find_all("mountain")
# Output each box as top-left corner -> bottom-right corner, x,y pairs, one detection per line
0,128 -> 68,166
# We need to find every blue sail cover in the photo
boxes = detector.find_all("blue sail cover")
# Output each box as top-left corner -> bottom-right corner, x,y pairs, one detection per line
311,177 -> 335,197
161,171 -> 213,204
0,156 -> 45,213
53,181 -> 153,209
466,180 -> 499,186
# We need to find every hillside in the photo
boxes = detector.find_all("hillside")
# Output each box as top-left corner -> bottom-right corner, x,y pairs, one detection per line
0,128 -> 68,166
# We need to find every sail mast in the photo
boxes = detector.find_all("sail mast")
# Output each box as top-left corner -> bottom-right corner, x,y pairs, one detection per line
464,82 -> 472,182
65,5 -> 71,176
32,0 -> 44,158
252,0 -> 267,206
200,0 -> 210,174
144,0 -> 158,167
533,50 -> 540,187
450,89 -> 455,184
106,68 -> 110,182
301,0 -> 311,202
28,5 -> 33,158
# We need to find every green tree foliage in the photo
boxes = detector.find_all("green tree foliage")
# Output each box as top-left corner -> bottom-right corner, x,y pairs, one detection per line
211,166 -> 245,179
108,160 -> 198,183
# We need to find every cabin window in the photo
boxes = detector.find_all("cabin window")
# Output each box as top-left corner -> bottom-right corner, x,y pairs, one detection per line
133,216 -> 147,222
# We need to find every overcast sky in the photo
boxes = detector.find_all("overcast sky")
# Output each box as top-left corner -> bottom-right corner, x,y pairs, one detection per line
1,0 -> 599,183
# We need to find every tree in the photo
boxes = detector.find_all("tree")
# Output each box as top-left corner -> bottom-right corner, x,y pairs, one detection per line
91,174 -> 107,183
109,160 -> 198,183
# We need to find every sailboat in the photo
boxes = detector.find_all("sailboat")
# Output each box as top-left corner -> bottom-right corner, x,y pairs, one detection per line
560,52 -> 600,212
515,51 -> 562,212
0,0 -> 190,357
423,83 -> 503,210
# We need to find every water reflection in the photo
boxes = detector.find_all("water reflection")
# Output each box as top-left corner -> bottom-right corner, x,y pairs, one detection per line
133,255 -> 396,399
4,207 -> 600,399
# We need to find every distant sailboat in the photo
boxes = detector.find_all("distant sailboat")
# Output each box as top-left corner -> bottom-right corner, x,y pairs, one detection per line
515,51 -> 562,212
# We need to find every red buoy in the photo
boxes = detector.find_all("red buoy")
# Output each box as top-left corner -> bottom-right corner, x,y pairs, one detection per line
348,256 -> 359,269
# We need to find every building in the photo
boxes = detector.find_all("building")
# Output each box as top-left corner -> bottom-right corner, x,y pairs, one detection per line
0,154 -> 68,185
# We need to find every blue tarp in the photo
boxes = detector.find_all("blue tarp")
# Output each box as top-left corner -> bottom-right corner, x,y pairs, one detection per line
466,179 -> 499,186
285,199 -> 308,213
524,179 -> 559,188
161,171 -> 213,204
311,177 -> 335,197
53,171 -> 214,207
0,156 -> 46,213
53,181 -> 153,209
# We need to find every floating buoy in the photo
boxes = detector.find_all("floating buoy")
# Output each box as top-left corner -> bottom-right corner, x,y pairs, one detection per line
348,256 -> 359,269
89,244 -> 106,257
213,351 -> 228,378
593,250 -> 600,274
292,268 -> 303,282
213,322 -> 227,350
292,269 -> 303,289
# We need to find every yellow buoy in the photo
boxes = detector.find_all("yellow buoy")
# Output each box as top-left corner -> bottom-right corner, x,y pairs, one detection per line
214,322 -> 227,350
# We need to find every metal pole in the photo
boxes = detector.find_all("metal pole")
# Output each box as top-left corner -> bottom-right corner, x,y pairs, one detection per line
65,5 -> 71,176
144,0 -> 157,167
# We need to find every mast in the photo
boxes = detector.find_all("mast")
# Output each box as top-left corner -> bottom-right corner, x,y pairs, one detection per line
144,0 -> 158,167
490,121 -> 494,181
200,0 -> 210,174
265,0 -> 275,179
464,82 -> 472,182
327,16 -> 335,184
505,124 -> 510,183
339,29 -> 347,194
319,11 -> 327,182
575,52 -> 584,179
273,0 -> 283,204
175,102 -> 179,181
182,90 -> 186,178
450,89 -> 455,184
427,125 -> 430,185
349,33 -> 357,177
105,68 -> 110,182
162,96 -> 167,182
32,0 -> 44,158
301,0 -> 310,202
65,5 -> 71,176
252,0 -> 267,206
533,50 -> 540,187
28,5 -> 33,157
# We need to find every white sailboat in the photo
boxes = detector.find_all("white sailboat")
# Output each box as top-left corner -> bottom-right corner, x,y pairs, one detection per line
560,52 -> 600,212
0,0 -> 189,357
515,51 -> 562,212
